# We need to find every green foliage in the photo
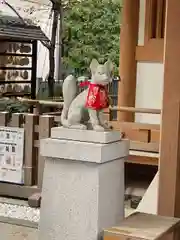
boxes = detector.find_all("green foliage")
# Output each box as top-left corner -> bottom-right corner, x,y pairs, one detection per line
0,98 -> 30,113
63,0 -> 121,76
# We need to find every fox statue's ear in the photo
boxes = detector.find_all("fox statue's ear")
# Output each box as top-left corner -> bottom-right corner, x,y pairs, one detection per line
90,59 -> 99,73
104,59 -> 114,74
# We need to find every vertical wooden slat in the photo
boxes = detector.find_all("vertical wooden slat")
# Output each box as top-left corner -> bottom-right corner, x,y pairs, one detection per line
33,103 -> 42,115
24,114 -> 38,186
31,40 -> 37,100
145,0 -> 165,40
9,113 -> 23,127
107,83 -> 112,121
161,0 -> 166,38
38,115 -> 54,189
156,0 -> 164,38
145,0 -> 154,42
0,112 -> 9,126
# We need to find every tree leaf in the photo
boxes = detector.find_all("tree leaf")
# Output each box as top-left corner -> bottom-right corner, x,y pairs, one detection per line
63,0 -> 122,76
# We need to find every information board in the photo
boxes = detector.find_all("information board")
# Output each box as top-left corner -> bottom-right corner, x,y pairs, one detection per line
0,127 -> 24,184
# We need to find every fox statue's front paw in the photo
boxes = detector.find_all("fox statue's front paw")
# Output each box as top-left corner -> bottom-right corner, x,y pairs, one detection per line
69,124 -> 87,130
102,121 -> 112,130
78,124 -> 87,130
93,125 -> 105,132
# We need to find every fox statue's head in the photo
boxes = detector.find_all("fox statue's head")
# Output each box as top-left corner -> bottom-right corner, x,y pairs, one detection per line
90,59 -> 114,85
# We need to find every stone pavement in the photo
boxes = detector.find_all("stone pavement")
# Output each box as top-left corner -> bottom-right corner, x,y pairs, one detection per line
0,207 -> 135,240
0,197 -> 135,240
0,222 -> 38,240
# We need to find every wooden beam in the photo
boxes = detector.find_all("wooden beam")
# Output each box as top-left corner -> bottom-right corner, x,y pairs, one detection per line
103,212 -> 180,240
111,121 -> 160,131
118,0 -> 139,121
136,39 -> 164,62
158,0 -> 180,221
0,183 -> 40,199
130,141 -> 159,152
18,97 -> 161,114
112,106 -> 161,114
128,151 -> 159,166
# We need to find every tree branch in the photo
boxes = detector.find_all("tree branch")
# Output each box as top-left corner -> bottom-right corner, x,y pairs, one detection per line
1,1 -> 26,25
48,5 -> 59,97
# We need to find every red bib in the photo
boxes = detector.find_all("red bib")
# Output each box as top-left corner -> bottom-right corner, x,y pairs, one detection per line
79,81 -> 109,110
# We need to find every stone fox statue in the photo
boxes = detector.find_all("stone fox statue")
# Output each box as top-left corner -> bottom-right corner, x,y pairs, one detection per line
61,59 -> 113,131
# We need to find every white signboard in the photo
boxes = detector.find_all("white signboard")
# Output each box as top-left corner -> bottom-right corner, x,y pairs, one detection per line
0,127 -> 24,184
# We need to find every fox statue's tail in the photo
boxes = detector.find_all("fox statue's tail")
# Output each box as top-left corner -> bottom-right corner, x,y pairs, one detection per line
61,75 -> 77,127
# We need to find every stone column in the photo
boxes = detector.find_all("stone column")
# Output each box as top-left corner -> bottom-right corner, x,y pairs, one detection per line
39,127 -> 129,240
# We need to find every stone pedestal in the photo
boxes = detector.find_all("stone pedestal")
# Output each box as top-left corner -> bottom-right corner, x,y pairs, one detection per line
39,127 -> 129,240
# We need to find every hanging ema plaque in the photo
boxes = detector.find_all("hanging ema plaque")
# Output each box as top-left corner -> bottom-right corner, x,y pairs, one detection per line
0,127 -> 24,184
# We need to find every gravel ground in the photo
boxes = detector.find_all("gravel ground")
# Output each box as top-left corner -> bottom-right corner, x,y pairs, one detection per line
0,202 -> 40,223
0,199 -> 134,225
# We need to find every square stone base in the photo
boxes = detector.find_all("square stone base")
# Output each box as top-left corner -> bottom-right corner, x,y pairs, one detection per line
39,158 -> 124,240
39,129 -> 129,240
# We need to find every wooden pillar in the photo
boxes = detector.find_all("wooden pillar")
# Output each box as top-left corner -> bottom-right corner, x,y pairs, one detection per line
158,0 -> 180,220
118,0 -> 139,122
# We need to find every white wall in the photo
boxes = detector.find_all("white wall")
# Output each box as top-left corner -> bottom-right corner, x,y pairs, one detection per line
0,0 -> 52,80
135,63 -> 164,124
135,0 -> 164,124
